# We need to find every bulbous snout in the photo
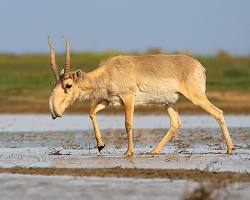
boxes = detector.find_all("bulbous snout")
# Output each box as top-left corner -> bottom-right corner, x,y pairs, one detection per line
49,96 -> 63,120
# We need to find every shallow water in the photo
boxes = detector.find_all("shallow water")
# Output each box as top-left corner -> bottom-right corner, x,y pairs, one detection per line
0,114 -> 249,132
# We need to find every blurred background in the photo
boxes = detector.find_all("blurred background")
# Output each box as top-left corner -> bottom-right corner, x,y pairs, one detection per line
0,0 -> 249,114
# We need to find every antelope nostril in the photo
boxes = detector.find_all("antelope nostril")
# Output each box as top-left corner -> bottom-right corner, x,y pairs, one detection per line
65,84 -> 72,89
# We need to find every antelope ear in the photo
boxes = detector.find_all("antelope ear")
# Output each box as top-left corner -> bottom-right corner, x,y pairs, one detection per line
72,69 -> 85,82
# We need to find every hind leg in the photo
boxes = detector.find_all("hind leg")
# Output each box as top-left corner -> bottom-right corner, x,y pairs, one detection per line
151,105 -> 181,154
185,92 -> 234,154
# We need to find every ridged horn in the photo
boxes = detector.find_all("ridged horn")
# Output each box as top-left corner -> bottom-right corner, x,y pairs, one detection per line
48,37 -> 60,84
63,37 -> 71,78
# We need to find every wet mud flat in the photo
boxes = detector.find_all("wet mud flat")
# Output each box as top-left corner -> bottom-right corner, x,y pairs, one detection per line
1,173 -> 249,200
0,128 -> 249,171
0,127 -> 250,199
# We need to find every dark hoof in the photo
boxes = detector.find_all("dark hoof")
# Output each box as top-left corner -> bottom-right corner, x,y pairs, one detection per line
98,144 -> 105,152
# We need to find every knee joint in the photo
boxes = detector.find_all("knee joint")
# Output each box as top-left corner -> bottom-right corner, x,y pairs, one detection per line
125,121 -> 132,131
170,117 -> 181,130
170,124 -> 180,132
89,112 -> 96,120
216,110 -> 225,124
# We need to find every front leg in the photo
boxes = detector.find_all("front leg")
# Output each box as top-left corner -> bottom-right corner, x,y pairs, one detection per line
121,93 -> 135,156
89,100 -> 108,152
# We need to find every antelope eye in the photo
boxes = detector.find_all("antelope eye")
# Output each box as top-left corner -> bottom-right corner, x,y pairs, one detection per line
65,84 -> 72,89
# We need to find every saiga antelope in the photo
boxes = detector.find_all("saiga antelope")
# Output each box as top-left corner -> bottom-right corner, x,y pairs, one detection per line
48,38 -> 234,156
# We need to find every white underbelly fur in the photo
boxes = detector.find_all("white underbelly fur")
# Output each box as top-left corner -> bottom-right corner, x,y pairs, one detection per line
134,90 -> 179,105
135,78 -> 179,105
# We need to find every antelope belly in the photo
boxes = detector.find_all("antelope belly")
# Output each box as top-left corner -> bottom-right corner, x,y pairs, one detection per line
135,78 -> 179,105
134,90 -> 179,105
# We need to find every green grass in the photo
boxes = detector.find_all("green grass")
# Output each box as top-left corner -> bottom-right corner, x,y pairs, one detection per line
196,55 -> 250,90
0,52 -> 250,97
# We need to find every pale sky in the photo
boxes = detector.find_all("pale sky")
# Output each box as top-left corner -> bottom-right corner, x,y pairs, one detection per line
0,0 -> 249,54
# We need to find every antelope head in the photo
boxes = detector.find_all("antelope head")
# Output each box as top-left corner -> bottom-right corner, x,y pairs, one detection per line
48,37 -> 84,119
